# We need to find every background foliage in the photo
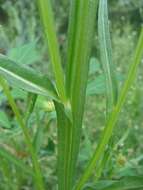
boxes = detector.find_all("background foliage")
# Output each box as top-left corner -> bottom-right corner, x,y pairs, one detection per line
0,0 -> 143,189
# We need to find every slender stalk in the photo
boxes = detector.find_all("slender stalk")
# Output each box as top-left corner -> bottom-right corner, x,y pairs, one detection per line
0,77 -> 44,190
70,0 -> 98,187
37,0 -> 66,102
75,28 -> 143,190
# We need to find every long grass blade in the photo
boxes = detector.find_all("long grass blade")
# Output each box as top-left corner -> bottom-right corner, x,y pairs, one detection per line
95,0 -> 118,181
75,27 -> 143,190
37,0 -> 66,102
98,0 -> 118,115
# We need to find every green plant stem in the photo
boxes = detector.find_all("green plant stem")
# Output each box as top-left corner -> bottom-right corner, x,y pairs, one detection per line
54,102 -> 72,190
0,77 -> 44,190
37,0 -> 66,102
75,28 -> 143,190
55,1 -> 98,190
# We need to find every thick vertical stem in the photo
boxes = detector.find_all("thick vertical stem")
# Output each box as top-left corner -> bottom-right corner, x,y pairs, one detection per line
54,102 -> 73,190
60,0 -> 98,190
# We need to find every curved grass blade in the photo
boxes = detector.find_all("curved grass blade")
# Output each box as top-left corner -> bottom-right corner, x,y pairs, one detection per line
0,147 -> 34,177
75,27 -> 143,190
0,54 -> 59,101
37,0 -> 66,102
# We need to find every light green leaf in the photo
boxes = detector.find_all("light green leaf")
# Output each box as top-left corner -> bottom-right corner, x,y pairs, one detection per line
8,42 -> 42,65
87,73 -> 123,96
87,75 -> 106,95
0,54 -> 59,101
11,88 -> 27,100
89,57 -> 101,75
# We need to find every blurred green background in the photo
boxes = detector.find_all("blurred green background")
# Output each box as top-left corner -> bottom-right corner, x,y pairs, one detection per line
0,0 -> 143,189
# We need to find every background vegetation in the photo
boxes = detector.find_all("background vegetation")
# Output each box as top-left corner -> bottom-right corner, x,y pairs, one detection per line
0,0 -> 143,189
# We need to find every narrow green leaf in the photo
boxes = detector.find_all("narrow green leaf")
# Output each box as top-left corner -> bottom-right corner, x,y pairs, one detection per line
98,0 -> 118,115
94,0 -> 119,181
0,147 -> 34,177
0,54 -> 59,101
75,27 -> 143,190
37,0 -> 66,102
